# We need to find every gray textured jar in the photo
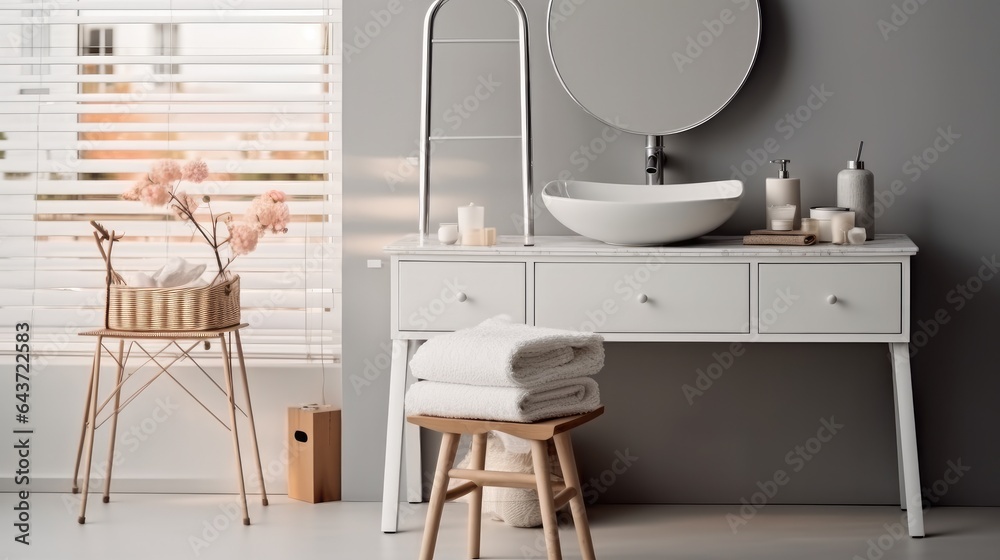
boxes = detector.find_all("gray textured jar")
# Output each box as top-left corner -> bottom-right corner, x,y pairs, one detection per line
837,161 -> 875,240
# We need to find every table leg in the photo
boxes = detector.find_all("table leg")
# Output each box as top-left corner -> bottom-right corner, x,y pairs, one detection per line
72,353 -> 97,494
78,336 -> 103,524
890,342 -> 925,537
219,335 -> 251,526
381,338 -> 409,533
233,331 -> 268,506
404,340 -> 423,503
890,346 -> 907,510
102,340 -> 125,503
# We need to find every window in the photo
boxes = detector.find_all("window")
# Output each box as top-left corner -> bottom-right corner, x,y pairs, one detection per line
83,26 -> 113,76
0,1 -> 342,363
153,23 -> 177,75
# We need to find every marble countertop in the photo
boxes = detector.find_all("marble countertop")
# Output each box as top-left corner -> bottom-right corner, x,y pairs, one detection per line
385,234 -> 918,257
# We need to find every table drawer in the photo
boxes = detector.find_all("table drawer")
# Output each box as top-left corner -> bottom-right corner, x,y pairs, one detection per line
758,263 -> 901,334
398,262 -> 525,331
534,263 -> 749,333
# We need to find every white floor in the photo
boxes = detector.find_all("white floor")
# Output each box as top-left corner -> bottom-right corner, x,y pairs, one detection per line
3,493 -> 999,559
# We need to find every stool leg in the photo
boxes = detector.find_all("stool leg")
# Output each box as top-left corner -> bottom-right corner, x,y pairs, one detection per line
79,336 -> 103,524
72,355 -> 97,494
420,432 -> 460,560
531,439 -> 562,560
219,335 -> 250,525
553,433 -> 596,560
233,331 -> 268,506
102,340 -> 125,503
468,433 -> 487,559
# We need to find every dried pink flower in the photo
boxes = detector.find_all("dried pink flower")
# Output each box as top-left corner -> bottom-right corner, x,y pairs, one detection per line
119,161 -> 293,275
150,159 -> 182,185
257,202 -> 291,234
140,183 -> 172,206
228,223 -> 261,256
122,179 -> 145,201
182,159 -> 210,183
262,189 -> 286,203
245,192 -> 291,234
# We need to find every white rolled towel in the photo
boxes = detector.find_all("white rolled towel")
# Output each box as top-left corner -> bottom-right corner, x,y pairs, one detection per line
404,377 -> 601,423
409,316 -> 604,388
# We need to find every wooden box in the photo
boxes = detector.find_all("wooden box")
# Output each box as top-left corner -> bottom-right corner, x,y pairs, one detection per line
287,405 -> 341,503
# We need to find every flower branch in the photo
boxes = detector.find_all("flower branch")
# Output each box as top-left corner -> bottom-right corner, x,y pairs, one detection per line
122,159 -> 291,283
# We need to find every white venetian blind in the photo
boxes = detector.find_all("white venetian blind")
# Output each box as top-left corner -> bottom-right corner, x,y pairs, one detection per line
0,0 -> 342,361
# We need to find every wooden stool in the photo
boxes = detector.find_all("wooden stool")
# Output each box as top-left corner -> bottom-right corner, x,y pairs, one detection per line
407,406 -> 603,560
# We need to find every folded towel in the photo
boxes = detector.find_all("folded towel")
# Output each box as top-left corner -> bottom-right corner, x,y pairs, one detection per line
409,316 -> 604,388
743,230 -> 817,246
404,378 -> 601,423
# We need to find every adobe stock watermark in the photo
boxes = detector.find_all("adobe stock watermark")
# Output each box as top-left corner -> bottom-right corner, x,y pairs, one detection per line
5,0 -> 74,49
349,276 -> 467,395
403,277 -> 469,330
572,255 -> 666,333
673,0 -> 755,73
873,125 -> 960,219
581,448 -> 639,504
729,84 -> 834,183
878,0 -> 930,41
548,0 -> 590,30
903,253 -> 996,358
853,458 -> 970,560
513,117 -> 628,231
187,440 -> 308,555
384,74 -> 503,192
348,340 -> 393,396
343,0 -> 414,64
61,397 -> 182,516
726,416 -> 845,533
519,447 -> 637,559
682,286 -> 799,405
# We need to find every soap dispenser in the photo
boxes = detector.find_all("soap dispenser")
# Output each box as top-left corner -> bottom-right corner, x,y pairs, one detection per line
837,142 -> 875,241
766,159 -> 801,230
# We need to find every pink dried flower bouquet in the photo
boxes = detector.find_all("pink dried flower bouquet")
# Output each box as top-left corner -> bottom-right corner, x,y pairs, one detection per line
123,159 -> 291,282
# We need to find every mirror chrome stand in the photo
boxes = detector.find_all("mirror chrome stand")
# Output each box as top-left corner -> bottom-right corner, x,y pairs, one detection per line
645,135 -> 664,185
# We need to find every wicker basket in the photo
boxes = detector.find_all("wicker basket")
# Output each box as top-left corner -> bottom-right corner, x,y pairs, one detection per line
105,275 -> 241,332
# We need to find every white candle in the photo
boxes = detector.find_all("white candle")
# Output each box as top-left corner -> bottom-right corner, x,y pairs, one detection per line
831,211 -> 855,245
457,203 -> 484,234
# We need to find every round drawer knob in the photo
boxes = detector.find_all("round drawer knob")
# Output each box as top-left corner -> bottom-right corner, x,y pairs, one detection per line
456,292 -> 468,303
637,293 -> 649,304
827,294 -> 838,305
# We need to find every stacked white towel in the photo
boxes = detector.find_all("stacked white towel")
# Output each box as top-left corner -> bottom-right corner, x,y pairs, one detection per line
404,316 -> 603,423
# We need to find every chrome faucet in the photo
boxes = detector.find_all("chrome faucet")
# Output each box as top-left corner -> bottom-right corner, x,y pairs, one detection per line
645,135 -> 664,185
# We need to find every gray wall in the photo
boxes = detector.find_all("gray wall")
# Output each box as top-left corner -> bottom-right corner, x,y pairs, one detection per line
343,0 -> 1000,505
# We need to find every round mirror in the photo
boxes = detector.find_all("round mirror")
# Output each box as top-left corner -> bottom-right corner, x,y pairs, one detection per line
547,0 -> 761,136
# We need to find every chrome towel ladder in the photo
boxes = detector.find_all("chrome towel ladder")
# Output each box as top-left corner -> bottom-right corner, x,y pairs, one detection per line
418,0 -> 534,246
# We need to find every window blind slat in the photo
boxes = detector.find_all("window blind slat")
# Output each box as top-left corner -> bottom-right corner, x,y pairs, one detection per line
0,55 -> 339,65
1,140 -> 338,151
0,159 -> 339,173
0,15 -> 341,25
2,121 -> 339,133
3,0 -> 334,9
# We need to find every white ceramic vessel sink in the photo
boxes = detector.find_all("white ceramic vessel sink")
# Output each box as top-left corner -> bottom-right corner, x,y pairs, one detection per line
541,179 -> 744,246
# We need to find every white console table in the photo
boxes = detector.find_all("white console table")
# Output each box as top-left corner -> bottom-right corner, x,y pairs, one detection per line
381,234 -> 923,536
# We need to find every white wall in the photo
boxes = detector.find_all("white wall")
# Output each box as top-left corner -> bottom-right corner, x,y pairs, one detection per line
1,357 -> 340,495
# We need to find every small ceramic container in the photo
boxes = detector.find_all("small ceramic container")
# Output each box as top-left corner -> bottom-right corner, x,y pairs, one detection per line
848,227 -> 867,245
437,223 -> 459,245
